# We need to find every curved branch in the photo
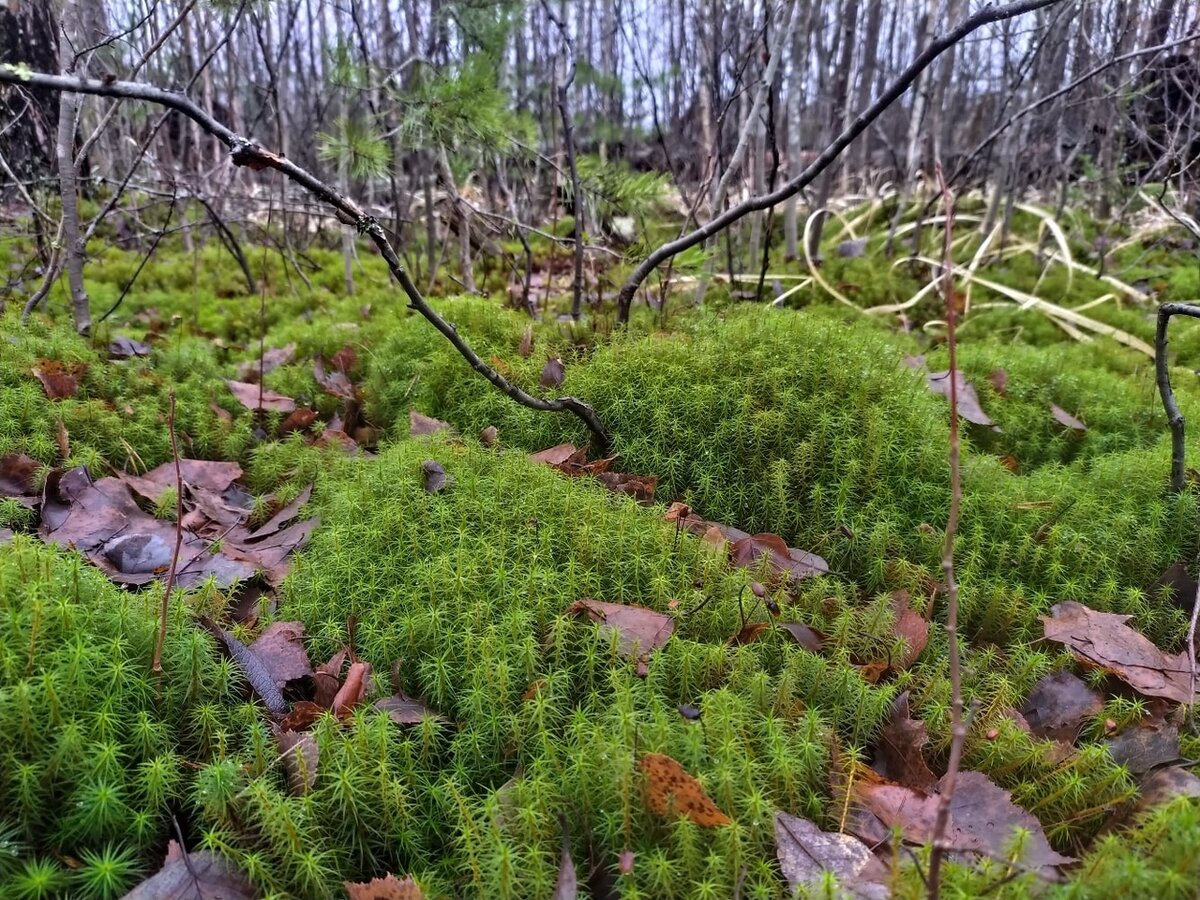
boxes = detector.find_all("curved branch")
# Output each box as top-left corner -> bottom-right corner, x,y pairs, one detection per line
1157,302 -> 1200,494
0,65 -> 612,451
613,0 -> 1067,324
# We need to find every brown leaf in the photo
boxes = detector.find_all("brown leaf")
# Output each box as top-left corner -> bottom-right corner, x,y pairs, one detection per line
988,368 -> 1009,396
119,459 -> 243,504
541,357 -> 566,388
926,370 -> 996,428
422,460 -> 449,494
280,408 -> 319,435
1105,721 -> 1182,774
276,728 -> 319,795
1150,562 -> 1199,611
518,325 -> 535,358
1135,767 -> 1200,814
567,600 -> 674,676
1019,671 -> 1105,743
778,622 -> 825,652
375,693 -> 442,725
0,453 -> 39,502
331,344 -> 357,373
1050,404 -> 1087,432
1041,602 -> 1198,703
333,661 -> 371,718
123,840 -> 255,899
852,771 -> 1072,871
594,471 -> 657,504
729,622 -> 771,645
774,811 -> 889,900
313,649 -> 347,709
999,454 -> 1020,473
32,359 -> 85,399
552,823 -> 578,900
314,356 -> 357,401
236,343 -> 296,381
639,752 -> 731,826
280,701 -> 325,732
343,873 -> 424,899
226,379 -> 296,413
248,485 -> 314,542
108,336 -> 152,359
250,621 -> 313,687
531,443 -> 580,467
872,692 -> 938,791
729,532 -> 829,583
891,592 -> 929,670
479,425 -> 499,447
409,409 -> 452,437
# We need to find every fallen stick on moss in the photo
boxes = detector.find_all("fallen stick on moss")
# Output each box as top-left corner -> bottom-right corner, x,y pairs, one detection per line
0,65 -> 612,453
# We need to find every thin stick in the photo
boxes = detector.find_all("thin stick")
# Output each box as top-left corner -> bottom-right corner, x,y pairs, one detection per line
928,163 -> 966,900
151,390 -> 184,676
1156,302 -> 1200,493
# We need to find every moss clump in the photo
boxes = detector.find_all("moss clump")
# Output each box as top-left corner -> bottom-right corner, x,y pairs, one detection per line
0,537 -> 243,899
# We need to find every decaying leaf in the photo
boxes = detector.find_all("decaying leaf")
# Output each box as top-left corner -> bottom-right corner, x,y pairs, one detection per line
276,727 -> 319,795
778,622 -> 825,652
226,379 -> 296,413
314,648 -> 348,709
530,443 -> 579,467
1135,766 -> 1200,815
314,355 -> 358,401
201,617 -> 289,715
851,770 -> 1073,873
774,811 -> 888,900
1019,671 -> 1104,744
124,840 -> 255,899
343,873 -> 424,899
0,453 -> 39,504
988,368 -> 1009,396
236,343 -> 295,381
480,425 -> 499,447
333,661 -> 371,717
728,532 -> 829,583
1105,721 -> 1182,774
1050,404 -> 1087,432
639,752 -> 731,826
422,460 -> 449,494
540,356 -> 566,388
410,409 -> 452,437
729,622 -> 771,645
108,336 -> 152,359
250,621 -> 313,687
32,359 -> 85,399
552,820 -> 578,900
926,370 -> 997,429
375,693 -> 442,725
872,692 -> 938,791
890,591 -> 929,670
567,599 -> 674,677
1041,602 -> 1198,703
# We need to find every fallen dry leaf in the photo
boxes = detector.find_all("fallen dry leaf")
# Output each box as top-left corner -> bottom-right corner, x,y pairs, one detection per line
872,692 -> 938,791
1135,766 -> 1200,815
728,532 -> 829,583
119,459 -> 243,504
226,379 -> 296,413
124,840 -> 254,899
540,356 -> 566,388
375,693 -> 442,725
926,370 -> 997,429
988,368 -> 1009,396
778,622 -> 825,652
202,617 -> 289,715
594,471 -> 657,503
410,409 -> 452,437
552,821 -> 578,900
108,336 -> 152,359
422,460 -> 449,494
344,873 -> 424,899
1105,721 -> 1182,774
331,344 -> 357,374
0,453 -> 39,505
280,408 -> 319,434
729,622 -> 771,645
1050,404 -> 1087,432
480,425 -> 499,447
32,359 -> 85,399
531,443 -> 579,467
774,811 -> 889,900
314,355 -> 357,401
314,648 -> 347,709
1019,671 -> 1104,743
567,599 -> 674,677
276,727 -> 319,795
639,753 -> 731,826
236,343 -> 295,381
333,661 -> 371,717
250,621 -> 313,687
1041,602 -> 1198,703
280,701 -> 325,732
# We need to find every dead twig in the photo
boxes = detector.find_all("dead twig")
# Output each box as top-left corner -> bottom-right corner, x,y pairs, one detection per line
151,390 -> 184,676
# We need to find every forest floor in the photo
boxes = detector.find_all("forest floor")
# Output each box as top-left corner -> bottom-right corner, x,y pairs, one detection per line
3,195 -> 1200,898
